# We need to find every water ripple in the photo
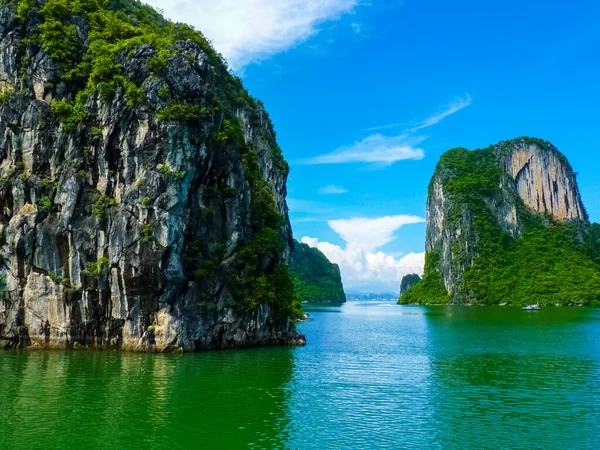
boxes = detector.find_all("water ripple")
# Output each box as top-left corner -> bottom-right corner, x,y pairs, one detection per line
1,303 -> 599,449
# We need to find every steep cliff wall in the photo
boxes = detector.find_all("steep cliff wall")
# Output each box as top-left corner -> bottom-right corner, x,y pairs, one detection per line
500,141 -> 586,221
399,274 -> 420,299
403,137 -> 600,306
290,240 -> 346,304
0,0 -> 304,351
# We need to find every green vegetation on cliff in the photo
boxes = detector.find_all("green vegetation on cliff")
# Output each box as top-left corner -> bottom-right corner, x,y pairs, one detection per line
399,274 -> 421,298
403,138 -> 600,306
399,253 -> 449,305
461,223 -> 600,305
11,0 -> 261,117
2,0 -> 301,324
290,240 -> 346,304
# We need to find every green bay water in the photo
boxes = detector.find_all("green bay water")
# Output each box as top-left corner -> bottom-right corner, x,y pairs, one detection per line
1,302 -> 600,449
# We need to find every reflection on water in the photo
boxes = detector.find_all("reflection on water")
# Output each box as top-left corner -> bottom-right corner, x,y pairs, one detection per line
292,303 -> 600,449
291,302 -> 438,448
0,349 -> 295,449
1,303 -> 600,449
425,307 -> 600,449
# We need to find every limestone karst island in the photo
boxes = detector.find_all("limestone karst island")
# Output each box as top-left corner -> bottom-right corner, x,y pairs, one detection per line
1,0 -> 599,449
0,0 -> 343,351
400,138 -> 600,306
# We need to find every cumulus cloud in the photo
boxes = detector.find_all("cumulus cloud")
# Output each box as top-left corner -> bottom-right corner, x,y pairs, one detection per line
299,214 -> 426,292
302,237 -> 425,292
145,0 -> 358,69
300,134 -> 425,167
319,185 -> 348,194
329,215 -> 425,253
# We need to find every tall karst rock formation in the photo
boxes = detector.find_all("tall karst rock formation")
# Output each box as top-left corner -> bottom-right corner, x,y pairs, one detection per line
0,0 -> 305,351
402,137 -> 600,306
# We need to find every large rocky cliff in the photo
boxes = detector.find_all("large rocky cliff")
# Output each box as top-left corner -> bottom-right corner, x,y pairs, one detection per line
402,137 -> 600,306
290,239 -> 346,304
0,0 -> 305,350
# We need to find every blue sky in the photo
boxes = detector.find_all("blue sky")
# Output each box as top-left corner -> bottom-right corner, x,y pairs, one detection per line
149,0 -> 600,292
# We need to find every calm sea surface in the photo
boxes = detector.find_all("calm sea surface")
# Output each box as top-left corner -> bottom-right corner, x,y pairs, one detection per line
1,301 -> 600,449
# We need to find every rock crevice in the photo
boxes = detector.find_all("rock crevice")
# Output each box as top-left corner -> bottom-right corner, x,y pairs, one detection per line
501,142 -> 585,221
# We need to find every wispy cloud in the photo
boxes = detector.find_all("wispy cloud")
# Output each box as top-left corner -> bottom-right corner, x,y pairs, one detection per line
319,185 -> 349,194
287,198 -> 335,215
408,94 -> 472,131
367,94 -> 472,132
303,95 -> 470,168
300,134 -> 425,167
351,22 -> 362,33
145,0 -> 359,70
291,217 -> 322,225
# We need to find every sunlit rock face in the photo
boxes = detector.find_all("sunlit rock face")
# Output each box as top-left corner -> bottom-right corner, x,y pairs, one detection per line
501,142 -> 586,221
0,2 -> 304,352
424,137 -> 588,301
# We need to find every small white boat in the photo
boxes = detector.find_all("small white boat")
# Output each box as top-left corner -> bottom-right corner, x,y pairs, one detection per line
522,304 -> 540,311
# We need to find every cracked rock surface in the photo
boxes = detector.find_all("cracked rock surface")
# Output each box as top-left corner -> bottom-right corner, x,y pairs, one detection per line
0,2 -> 304,351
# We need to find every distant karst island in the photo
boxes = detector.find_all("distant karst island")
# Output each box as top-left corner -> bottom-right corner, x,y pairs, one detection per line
400,137 -> 600,306
290,240 -> 346,304
399,274 -> 421,299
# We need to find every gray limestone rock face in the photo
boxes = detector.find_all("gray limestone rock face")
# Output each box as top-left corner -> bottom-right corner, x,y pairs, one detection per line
500,142 -> 586,221
0,2 -> 303,351
425,138 -> 587,302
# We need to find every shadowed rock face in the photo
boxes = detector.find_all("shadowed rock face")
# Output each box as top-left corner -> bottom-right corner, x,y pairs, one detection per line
399,274 -> 421,298
0,2 -> 304,351
290,240 -> 346,304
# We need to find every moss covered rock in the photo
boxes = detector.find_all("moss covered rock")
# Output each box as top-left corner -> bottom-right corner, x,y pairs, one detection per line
0,0 -> 303,351
290,240 -> 346,304
403,137 -> 600,306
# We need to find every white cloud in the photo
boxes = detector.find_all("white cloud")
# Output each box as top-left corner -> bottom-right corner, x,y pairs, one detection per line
302,237 -> 425,292
291,217 -> 322,225
329,215 -> 425,253
307,94 -> 470,168
368,94 -> 472,132
319,185 -> 348,194
299,214 -> 426,292
351,22 -> 362,33
408,94 -> 472,131
145,0 -> 358,69
287,198 -> 334,214
300,134 -> 425,167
